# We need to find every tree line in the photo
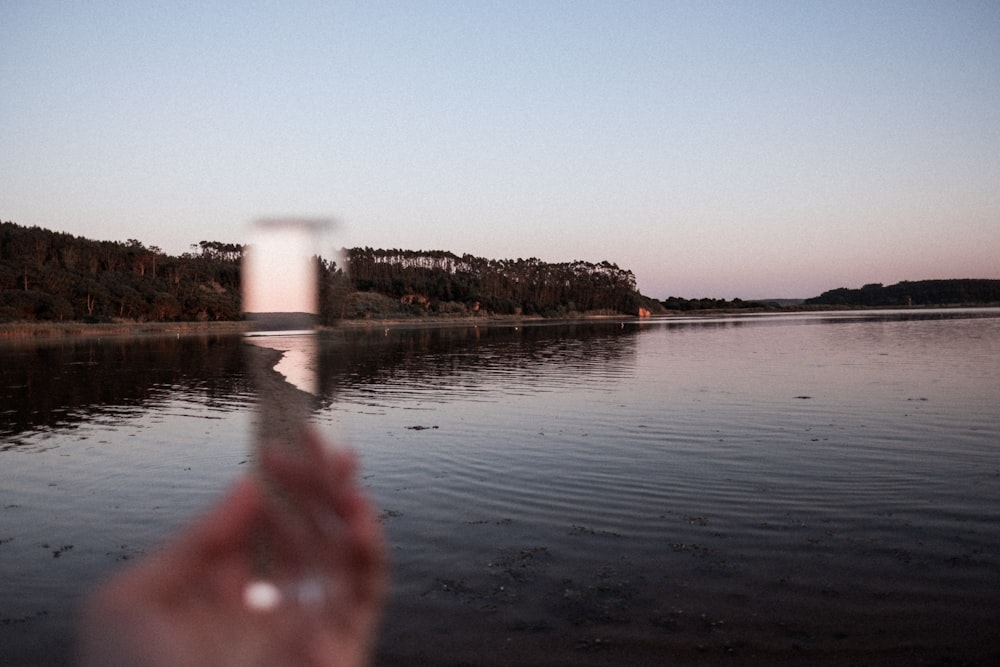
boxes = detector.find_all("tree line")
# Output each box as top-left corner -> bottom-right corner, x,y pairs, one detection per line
805,280 -> 1000,307
345,247 -> 645,317
9,222 -> 993,324
0,223 -> 243,322
659,296 -> 769,311
0,222 -> 656,323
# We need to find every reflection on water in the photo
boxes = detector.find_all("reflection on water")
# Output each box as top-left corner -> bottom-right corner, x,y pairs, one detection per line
1,310 -> 999,665
319,321 -> 640,404
0,335 -> 249,446
0,322 -> 641,444
245,333 -> 320,395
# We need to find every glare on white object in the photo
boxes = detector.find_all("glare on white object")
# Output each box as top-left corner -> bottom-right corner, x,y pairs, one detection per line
294,577 -> 326,607
244,580 -> 282,611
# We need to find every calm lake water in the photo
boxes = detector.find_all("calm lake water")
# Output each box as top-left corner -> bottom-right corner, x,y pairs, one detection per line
2,309 -> 999,666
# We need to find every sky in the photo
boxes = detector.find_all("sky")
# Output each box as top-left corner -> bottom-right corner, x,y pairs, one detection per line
2,1 -> 998,300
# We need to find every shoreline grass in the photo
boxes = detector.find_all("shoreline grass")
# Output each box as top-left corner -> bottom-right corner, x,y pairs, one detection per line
0,320 -> 252,340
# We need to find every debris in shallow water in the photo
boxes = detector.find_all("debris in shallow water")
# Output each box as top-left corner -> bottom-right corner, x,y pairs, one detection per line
0,610 -> 48,626
406,425 -> 439,430
50,544 -> 74,558
378,509 -> 403,522
568,524 -> 622,537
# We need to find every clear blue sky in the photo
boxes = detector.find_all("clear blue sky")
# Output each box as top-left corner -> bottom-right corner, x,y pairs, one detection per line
3,1 -> 998,300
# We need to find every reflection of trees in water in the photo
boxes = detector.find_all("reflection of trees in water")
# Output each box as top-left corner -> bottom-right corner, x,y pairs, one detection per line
0,335 -> 248,442
2,322 -> 643,442
317,322 -> 641,400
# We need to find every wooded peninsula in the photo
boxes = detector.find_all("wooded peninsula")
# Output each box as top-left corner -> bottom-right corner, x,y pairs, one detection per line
1,222 -> 997,327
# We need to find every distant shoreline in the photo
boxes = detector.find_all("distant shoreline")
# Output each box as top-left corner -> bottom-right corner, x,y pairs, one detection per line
2,304 -> 997,340
0,314 -> 622,340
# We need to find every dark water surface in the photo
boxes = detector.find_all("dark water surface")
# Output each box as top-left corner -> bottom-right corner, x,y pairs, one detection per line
2,310 -> 999,665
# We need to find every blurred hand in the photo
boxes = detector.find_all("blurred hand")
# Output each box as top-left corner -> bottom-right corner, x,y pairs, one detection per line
78,430 -> 386,667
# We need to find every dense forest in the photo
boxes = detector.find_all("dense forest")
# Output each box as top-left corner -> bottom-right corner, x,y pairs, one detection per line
0,222 -> 244,323
345,247 -> 646,316
805,280 -> 1000,307
0,222 -> 659,323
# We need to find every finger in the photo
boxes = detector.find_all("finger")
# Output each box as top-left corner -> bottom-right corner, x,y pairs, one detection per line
259,440 -> 355,523
174,476 -> 267,563
336,488 -> 388,606
166,475 -> 315,582
301,428 -> 358,496
297,447 -> 386,606
133,476 -> 266,596
107,477 -> 276,603
260,437 -> 386,604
